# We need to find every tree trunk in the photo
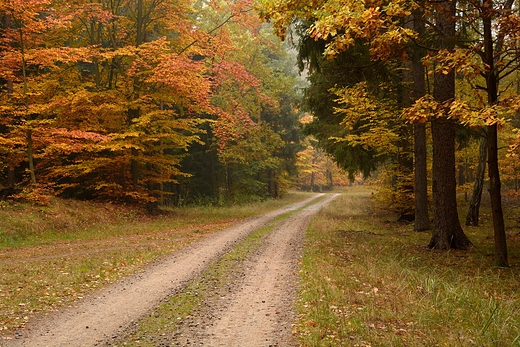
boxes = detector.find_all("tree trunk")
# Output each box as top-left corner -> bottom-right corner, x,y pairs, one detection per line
136,0 -> 144,46
4,14 -> 15,189
483,0 -> 508,267
398,37 -> 415,222
398,125 -> 415,221
209,150 -> 218,203
7,167 -> 15,188
414,122 -> 430,231
488,124 -> 508,266
466,134 -> 487,226
27,129 -> 36,185
412,7 -> 431,231
428,0 -> 471,249
18,20 -> 36,186
128,0 -> 146,188
458,164 -> 465,186
429,119 -> 471,249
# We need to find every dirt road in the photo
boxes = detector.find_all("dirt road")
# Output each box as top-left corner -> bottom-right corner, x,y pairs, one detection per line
4,193 -> 339,347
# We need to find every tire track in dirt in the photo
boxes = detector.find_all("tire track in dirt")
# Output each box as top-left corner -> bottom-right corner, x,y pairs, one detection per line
3,194 -> 324,347
199,193 -> 341,347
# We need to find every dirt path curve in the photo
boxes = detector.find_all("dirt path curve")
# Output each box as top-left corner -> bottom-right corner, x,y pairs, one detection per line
200,193 -> 341,347
4,194 -> 326,347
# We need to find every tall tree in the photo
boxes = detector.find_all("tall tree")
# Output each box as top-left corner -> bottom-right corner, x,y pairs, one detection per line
428,0 -> 472,249
410,8 -> 431,231
481,0 -> 508,266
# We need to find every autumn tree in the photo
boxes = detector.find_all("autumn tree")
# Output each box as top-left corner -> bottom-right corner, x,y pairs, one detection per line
420,0 -> 520,264
0,0 -> 93,191
292,20 -> 396,180
1,0 -> 299,206
427,0 -> 472,249
295,134 -> 351,191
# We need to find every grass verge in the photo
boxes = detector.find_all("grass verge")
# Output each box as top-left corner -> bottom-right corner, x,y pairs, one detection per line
0,192 -> 312,334
297,187 -> 520,346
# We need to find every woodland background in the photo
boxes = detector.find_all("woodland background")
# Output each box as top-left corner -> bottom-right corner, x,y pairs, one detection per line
0,0 -> 352,207
1,0 -> 520,267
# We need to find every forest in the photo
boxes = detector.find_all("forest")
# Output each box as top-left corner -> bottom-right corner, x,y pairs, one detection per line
1,0 -> 520,266
3,0 -> 520,345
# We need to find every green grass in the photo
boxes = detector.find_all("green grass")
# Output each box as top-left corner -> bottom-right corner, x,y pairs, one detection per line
0,192 -> 312,248
297,187 -> 520,347
0,191 -> 312,334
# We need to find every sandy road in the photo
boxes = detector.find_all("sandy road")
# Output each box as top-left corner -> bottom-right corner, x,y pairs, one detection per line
4,193 -> 338,347
200,193 -> 341,347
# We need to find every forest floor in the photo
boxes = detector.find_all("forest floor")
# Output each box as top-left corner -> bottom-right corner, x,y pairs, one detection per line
1,193 -> 340,346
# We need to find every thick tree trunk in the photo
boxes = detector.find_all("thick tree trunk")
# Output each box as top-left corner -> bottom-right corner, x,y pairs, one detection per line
429,119 -> 471,249
466,134 -> 487,226
428,0 -> 471,249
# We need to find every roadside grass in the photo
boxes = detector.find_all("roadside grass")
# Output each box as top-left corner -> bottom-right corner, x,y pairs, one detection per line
0,191 -> 311,334
297,187 -> 520,347
0,192 -> 311,248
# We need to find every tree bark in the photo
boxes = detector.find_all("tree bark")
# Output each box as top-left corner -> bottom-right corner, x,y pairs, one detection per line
18,21 -> 37,186
397,18 -> 415,222
465,134 -> 487,226
412,7 -> 431,231
412,57 -> 430,230
428,0 -> 471,249
429,118 -> 471,249
4,14 -> 16,189
483,0 -> 508,267
488,124 -> 507,266
27,129 -> 36,185
414,122 -> 430,230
